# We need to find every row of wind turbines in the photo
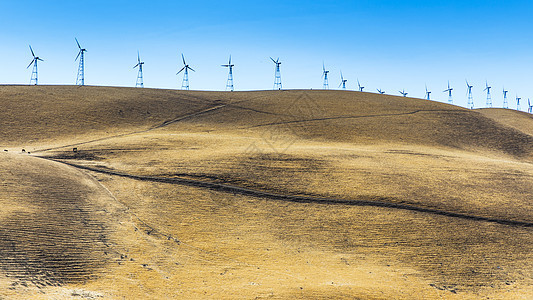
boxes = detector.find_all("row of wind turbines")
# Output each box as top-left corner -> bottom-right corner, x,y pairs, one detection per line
26,39 -> 225,91
321,63 -> 531,112
25,40 -> 532,113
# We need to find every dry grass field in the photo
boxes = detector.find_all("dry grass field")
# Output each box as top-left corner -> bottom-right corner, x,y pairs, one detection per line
0,85 -> 532,299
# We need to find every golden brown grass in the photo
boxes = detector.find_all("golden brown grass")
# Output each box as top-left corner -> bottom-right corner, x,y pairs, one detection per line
0,86 -> 532,299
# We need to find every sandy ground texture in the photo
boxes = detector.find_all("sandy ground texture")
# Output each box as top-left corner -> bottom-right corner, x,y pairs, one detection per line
0,86 -> 532,299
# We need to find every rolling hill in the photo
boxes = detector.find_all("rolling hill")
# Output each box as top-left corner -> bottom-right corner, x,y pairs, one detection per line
0,85 -> 532,299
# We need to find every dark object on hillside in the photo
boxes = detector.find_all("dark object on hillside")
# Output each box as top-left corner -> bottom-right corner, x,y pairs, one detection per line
73,148 -> 78,153
22,149 -> 26,153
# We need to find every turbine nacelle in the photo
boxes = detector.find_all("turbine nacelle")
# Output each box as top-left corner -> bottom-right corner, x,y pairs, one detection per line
357,79 -> 364,92
177,54 -> 195,75
270,57 -> 281,66
134,51 -> 144,69
27,45 -> 44,68
222,55 -> 234,68
338,71 -> 347,89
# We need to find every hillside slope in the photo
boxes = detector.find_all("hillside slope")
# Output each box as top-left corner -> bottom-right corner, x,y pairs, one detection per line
478,107 -> 533,137
1,86 -> 532,299
1,86 -> 532,158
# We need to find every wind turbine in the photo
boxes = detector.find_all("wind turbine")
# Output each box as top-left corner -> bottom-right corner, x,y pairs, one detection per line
376,88 -> 385,94
516,95 -> 521,111
443,81 -> 453,103
425,85 -> 431,100
399,89 -> 408,97
177,54 -> 195,90
339,71 -> 347,90
133,51 -> 144,88
503,88 -> 509,109
75,38 -> 87,86
322,62 -> 329,89
466,80 -> 474,109
529,99 -> 533,114
484,81 -> 492,107
222,55 -> 234,91
27,45 -> 43,85
270,57 -> 282,90
357,79 -> 364,92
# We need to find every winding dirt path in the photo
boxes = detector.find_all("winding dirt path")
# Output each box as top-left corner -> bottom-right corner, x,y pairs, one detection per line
44,158 -> 533,228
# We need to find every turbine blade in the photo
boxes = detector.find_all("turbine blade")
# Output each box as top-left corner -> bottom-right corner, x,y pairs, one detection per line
134,63 -> 139,69
27,59 -> 35,69
229,55 -> 231,65
29,45 -> 35,57
182,53 -> 186,65
270,57 -> 276,64
75,50 -> 81,61
37,58 -> 44,61
188,66 -> 195,72
138,51 -> 141,63
177,66 -> 185,74
75,38 -> 81,49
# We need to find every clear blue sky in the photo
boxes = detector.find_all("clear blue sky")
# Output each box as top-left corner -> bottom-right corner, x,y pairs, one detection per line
1,1 -> 532,109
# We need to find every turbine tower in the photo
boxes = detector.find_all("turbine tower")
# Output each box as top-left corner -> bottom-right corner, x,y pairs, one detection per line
377,88 -> 385,94
339,71 -> 347,90
503,88 -> 509,109
357,79 -> 364,92
443,81 -> 453,103
529,99 -> 533,114
399,89 -> 408,97
177,54 -> 195,90
322,63 -> 329,89
75,38 -> 87,86
466,80 -> 474,109
516,95 -> 521,111
484,81 -> 492,108
270,57 -> 282,90
425,85 -> 431,100
133,51 -> 144,88
222,55 -> 234,91
27,45 -> 43,85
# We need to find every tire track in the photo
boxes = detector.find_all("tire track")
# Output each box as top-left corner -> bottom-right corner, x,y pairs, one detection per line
43,159 -> 533,228
32,104 -> 227,154
244,109 -> 468,129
